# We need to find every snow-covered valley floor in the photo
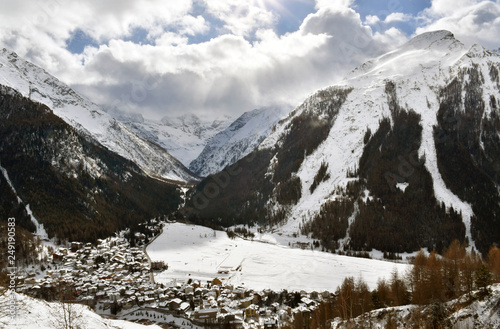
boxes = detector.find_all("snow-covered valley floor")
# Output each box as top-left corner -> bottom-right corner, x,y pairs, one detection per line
147,223 -> 410,292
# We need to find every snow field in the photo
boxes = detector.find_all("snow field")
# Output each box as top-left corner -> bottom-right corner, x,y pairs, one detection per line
147,223 -> 410,292
0,290 -> 162,329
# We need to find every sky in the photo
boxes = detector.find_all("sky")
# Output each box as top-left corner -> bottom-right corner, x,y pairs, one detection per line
0,0 -> 499,120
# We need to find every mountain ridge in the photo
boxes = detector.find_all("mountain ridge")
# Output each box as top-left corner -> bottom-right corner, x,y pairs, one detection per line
184,30 -> 500,254
189,106 -> 289,177
0,86 -> 182,242
106,107 -> 233,167
0,48 -> 198,183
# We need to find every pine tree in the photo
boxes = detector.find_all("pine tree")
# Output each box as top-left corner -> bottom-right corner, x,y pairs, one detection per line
475,264 -> 492,296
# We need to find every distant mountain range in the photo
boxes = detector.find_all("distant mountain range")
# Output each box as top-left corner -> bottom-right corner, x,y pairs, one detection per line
107,106 -> 289,177
0,47 -> 290,243
184,31 -> 500,255
104,107 -> 233,169
189,106 -> 289,177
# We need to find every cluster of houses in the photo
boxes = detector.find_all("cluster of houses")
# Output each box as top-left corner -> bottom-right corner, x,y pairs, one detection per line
15,230 -> 331,329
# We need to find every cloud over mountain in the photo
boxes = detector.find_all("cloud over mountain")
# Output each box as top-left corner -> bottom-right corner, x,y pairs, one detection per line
0,0 -> 498,120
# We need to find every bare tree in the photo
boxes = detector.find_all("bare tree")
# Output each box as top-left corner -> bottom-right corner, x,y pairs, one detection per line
49,279 -> 83,329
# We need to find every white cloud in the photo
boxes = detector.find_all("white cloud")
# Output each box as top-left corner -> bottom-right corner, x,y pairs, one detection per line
365,15 -> 381,25
384,12 -> 412,23
423,0 -> 478,16
0,0 -> 194,42
204,0 -> 277,37
373,27 -> 408,48
315,0 -> 354,10
178,15 -> 210,36
417,0 -> 500,49
68,6 -> 401,119
0,0 -> 409,120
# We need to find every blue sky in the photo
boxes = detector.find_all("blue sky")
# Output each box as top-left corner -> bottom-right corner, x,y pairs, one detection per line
1,0 -> 499,119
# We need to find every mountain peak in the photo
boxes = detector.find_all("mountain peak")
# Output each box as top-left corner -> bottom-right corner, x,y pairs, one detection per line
404,30 -> 460,51
346,30 -> 467,83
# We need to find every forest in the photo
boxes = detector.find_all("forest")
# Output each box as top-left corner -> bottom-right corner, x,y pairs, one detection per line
0,87 -> 182,243
283,240 -> 500,329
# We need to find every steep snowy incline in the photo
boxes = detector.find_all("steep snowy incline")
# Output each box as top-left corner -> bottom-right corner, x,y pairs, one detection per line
283,30 -> 478,244
0,48 -> 197,183
185,31 -> 500,254
107,109 -> 233,167
260,31 -> 471,238
190,107 -> 289,177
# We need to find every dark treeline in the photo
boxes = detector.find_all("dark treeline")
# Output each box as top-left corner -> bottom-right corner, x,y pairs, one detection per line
434,64 -> 500,255
283,240 -> 500,329
0,87 -> 181,244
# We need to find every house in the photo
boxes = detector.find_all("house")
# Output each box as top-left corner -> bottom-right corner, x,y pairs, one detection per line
245,305 -> 259,320
253,292 -> 263,305
179,302 -> 191,313
194,308 -> 218,324
310,291 -> 319,300
151,261 -> 167,271
240,297 -> 253,308
234,288 -> 246,299
71,242 -> 83,251
96,291 -> 106,300
184,285 -> 194,294
170,298 -> 183,310
52,252 -> 64,262
293,306 -> 312,329
223,314 -> 245,329
212,277 -> 223,286
264,318 -> 278,329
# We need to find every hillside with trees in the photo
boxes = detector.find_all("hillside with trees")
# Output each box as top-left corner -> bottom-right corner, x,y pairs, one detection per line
0,86 -> 182,243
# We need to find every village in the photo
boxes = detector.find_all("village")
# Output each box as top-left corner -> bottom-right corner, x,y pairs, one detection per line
12,220 -> 331,329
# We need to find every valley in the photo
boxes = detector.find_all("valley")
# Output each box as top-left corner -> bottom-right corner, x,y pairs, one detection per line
147,222 -> 409,292
1,28 -> 500,329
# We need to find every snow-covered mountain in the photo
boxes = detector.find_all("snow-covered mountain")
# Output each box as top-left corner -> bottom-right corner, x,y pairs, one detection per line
184,31 -> 500,255
0,48 -> 197,183
0,86 -> 182,242
105,107 -> 233,167
189,107 -> 290,177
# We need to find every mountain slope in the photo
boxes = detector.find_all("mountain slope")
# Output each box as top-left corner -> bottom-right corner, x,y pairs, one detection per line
0,48 -> 197,183
107,108 -> 233,167
0,86 -> 182,242
0,290 -> 162,329
331,284 -> 500,328
189,107 -> 289,177
183,31 -> 500,254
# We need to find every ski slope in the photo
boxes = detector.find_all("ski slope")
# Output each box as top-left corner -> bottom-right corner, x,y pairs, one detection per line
147,223 -> 410,292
